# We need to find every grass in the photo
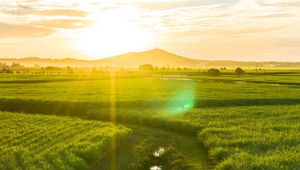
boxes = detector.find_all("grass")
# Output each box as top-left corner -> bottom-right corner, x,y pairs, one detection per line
197,73 -> 300,85
98,125 -> 211,170
0,111 -> 131,170
181,105 -> 300,169
1,76 -> 299,102
0,70 -> 299,169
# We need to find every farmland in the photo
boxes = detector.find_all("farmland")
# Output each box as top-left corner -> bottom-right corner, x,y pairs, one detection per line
185,105 -> 300,169
0,111 -> 131,170
0,69 -> 299,169
2,0 -> 300,168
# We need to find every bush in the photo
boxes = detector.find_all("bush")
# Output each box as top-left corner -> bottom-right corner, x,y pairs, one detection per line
66,66 -> 73,74
139,64 -> 154,71
235,67 -> 245,75
1,68 -> 13,73
208,68 -> 220,76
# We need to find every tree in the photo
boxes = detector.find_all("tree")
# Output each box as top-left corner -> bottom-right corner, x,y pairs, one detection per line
0,62 -> 7,69
1,68 -> 13,73
11,63 -> 22,68
66,66 -> 73,74
235,67 -> 245,75
91,67 -> 97,73
45,66 -> 60,71
207,68 -> 220,76
139,64 -> 154,71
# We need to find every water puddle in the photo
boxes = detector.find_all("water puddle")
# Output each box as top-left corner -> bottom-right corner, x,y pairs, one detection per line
150,165 -> 162,170
153,147 -> 165,157
150,147 -> 165,170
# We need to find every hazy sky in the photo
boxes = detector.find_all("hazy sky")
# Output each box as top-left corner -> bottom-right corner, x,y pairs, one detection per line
0,0 -> 300,61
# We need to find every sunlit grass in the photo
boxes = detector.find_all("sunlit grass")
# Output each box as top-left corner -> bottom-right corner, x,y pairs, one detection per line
183,105 -> 300,169
0,111 -> 131,170
0,71 -> 299,169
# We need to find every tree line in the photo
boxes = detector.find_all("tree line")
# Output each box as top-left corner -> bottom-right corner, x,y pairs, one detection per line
0,62 -> 247,76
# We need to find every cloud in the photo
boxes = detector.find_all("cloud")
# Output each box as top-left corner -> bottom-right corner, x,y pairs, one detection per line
0,22 -> 53,38
32,19 -> 91,29
250,13 -> 295,19
136,0 -> 299,35
261,1 -> 300,7
213,25 -> 289,36
0,0 -> 299,60
2,5 -> 88,17
277,2 -> 300,7
135,0 -> 235,11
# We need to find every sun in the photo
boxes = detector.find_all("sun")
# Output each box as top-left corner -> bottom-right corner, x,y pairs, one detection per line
73,9 -> 155,59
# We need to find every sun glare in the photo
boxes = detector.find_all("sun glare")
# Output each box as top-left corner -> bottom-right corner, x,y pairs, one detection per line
73,9 -> 155,59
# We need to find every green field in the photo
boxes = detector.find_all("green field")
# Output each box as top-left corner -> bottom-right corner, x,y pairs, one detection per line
0,70 -> 299,169
0,111 -> 131,170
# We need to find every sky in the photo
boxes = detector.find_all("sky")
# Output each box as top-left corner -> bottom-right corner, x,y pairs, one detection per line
0,0 -> 300,61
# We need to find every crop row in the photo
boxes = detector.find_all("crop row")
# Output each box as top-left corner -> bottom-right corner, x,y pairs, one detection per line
182,105 -> 300,169
0,111 -> 131,170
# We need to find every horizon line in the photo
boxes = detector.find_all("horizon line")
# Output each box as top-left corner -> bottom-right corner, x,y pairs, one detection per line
0,48 -> 300,63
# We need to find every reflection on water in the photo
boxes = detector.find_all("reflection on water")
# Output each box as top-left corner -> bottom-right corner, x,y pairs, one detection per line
153,147 -> 165,157
150,147 -> 165,170
150,165 -> 162,170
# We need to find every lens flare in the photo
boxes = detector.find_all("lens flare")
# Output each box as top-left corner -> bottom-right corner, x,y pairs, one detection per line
164,82 -> 195,116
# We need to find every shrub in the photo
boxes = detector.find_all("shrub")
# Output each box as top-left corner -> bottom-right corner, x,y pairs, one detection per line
235,67 -> 245,75
207,68 -> 220,76
139,64 -> 154,71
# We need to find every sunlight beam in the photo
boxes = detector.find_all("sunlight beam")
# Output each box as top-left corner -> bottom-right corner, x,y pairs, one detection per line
72,8 -> 155,59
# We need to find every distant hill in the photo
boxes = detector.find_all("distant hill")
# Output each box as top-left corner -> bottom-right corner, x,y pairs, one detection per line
0,57 -> 89,67
0,48 -> 300,68
96,48 -> 197,67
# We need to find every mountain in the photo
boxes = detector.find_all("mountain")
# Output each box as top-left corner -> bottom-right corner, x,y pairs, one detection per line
0,49 -> 300,68
0,49 -> 198,67
96,48 -> 197,67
